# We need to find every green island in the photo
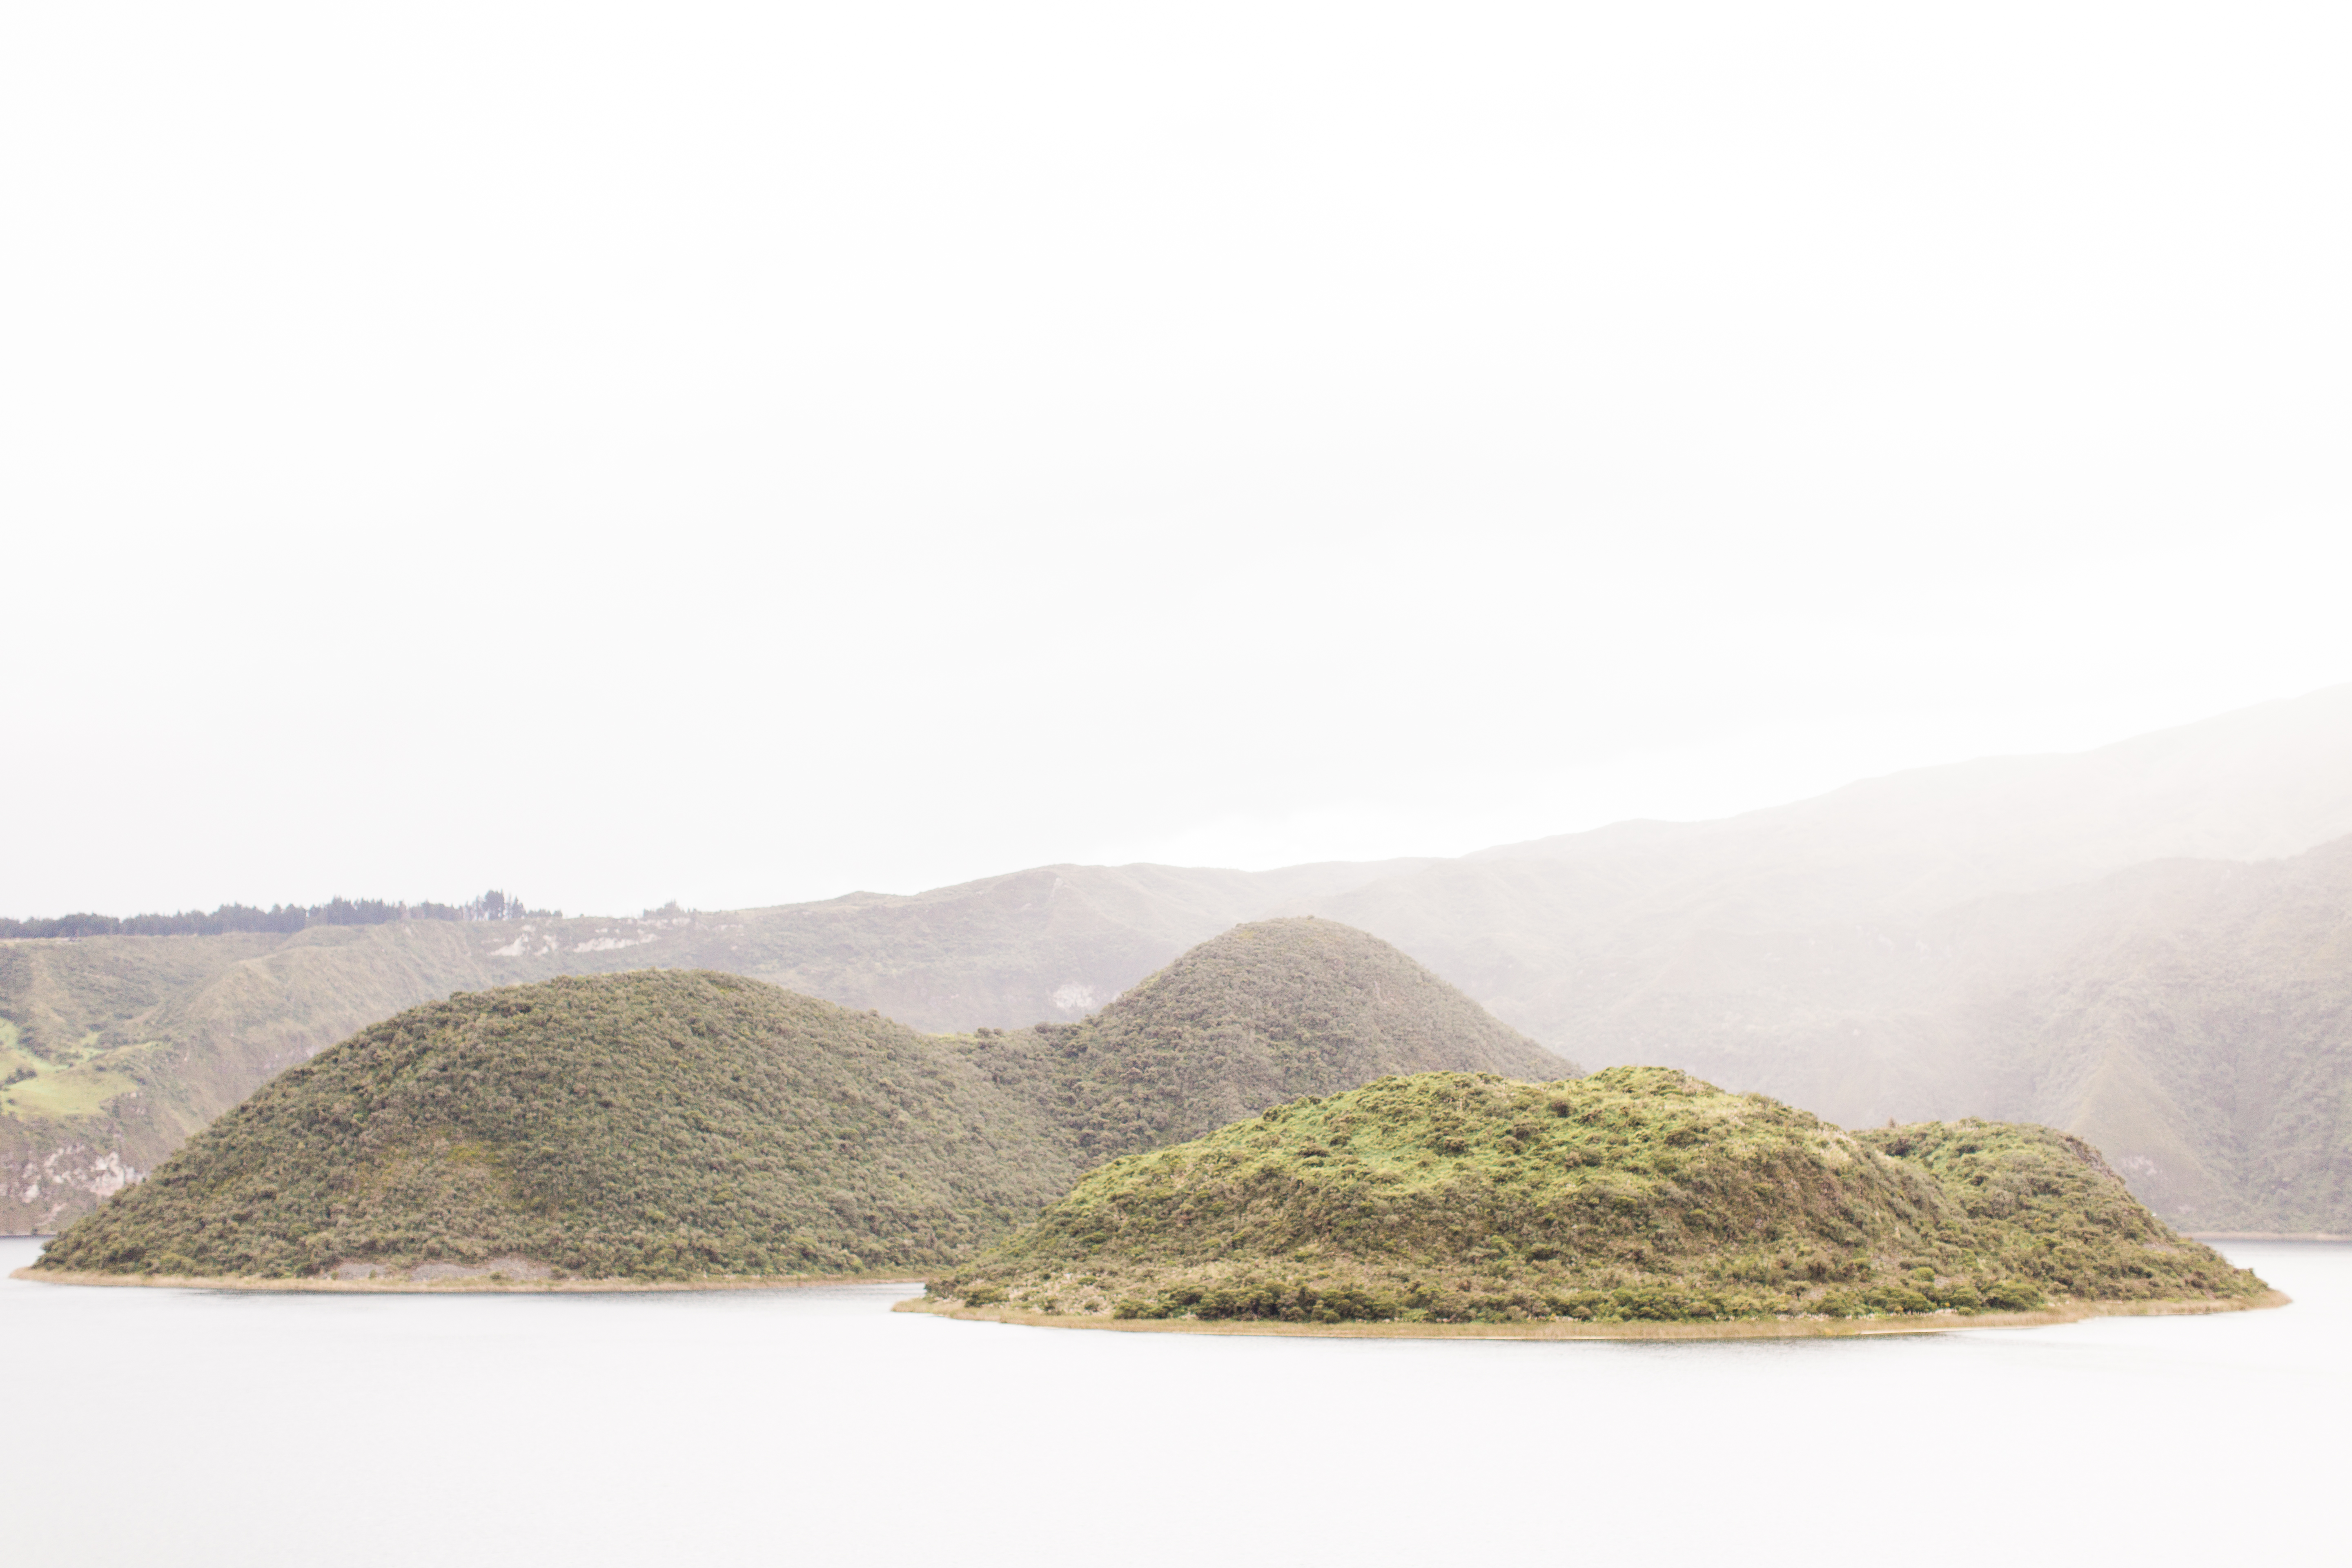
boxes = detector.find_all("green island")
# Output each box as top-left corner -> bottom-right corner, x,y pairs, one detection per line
19,915 -> 2283,1332
25,969 -> 1073,1283
23,920 -> 1564,1288
913,1066 -> 2278,1336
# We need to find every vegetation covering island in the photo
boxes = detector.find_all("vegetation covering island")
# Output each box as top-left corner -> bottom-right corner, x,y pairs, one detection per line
29,970 -> 1075,1283
918,1067 -> 2278,1336
20,689 -> 2352,1240
950,916 -> 1566,1165
25,920 -> 1570,1287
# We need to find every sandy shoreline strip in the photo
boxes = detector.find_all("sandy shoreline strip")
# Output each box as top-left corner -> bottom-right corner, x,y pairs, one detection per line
11,1267 -> 925,1294
890,1289 -> 2291,1341
8,1268 -> 2295,1330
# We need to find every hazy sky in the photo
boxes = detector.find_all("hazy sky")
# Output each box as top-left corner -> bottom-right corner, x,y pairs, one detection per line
7,3 -> 2349,917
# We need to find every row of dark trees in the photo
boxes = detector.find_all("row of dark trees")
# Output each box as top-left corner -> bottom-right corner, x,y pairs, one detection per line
0,891 -> 559,941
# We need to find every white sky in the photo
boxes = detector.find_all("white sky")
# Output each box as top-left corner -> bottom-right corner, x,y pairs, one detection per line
5,2 -> 2349,917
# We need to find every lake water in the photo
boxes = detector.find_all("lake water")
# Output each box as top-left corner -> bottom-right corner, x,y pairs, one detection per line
4,1238 -> 2341,1566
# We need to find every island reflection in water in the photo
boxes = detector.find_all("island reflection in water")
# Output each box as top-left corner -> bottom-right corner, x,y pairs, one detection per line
4,1238 -> 2339,1566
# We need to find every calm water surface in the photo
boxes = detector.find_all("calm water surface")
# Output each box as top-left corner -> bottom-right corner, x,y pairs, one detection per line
5,1238 -> 2341,1566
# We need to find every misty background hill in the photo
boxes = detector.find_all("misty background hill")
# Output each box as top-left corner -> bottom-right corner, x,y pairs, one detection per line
7,684 -> 2352,1233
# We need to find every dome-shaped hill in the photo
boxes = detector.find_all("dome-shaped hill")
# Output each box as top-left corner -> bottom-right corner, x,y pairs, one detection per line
929,1066 -> 2267,1326
970,918 -> 1571,1165
35,971 -> 1075,1283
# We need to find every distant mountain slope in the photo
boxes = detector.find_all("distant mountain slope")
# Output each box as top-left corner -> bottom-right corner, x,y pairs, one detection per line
1480,681 -> 2352,908
3,922 -> 597,1234
1356,834 -> 2352,1232
1933,839 -> 2352,1230
1302,683 -> 2352,1036
9,684 -> 2352,1232
723,859 -> 1445,1028
1276,686 -> 2352,1231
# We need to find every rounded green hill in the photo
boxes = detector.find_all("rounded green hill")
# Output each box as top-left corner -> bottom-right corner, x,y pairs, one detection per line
977,916 -> 1572,1164
31,921 -> 1571,1287
929,1066 -> 2270,1325
34,970 -> 1072,1283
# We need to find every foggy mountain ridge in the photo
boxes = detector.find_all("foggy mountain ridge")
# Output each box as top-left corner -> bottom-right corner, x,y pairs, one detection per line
1471,679 -> 2352,903
7,683 -> 2352,1233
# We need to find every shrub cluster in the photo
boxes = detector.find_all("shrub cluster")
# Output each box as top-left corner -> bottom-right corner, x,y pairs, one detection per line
989,918 -> 1571,1165
933,1067 -> 2265,1323
33,919 -> 1587,1283
1114,1279 -> 1404,1323
36,971 -> 1073,1280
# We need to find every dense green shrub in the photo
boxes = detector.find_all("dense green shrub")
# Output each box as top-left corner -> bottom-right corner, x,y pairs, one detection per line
982,918 -> 1569,1166
40,919 -> 1568,1285
37,971 -> 1076,1280
935,1067 -> 2268,1323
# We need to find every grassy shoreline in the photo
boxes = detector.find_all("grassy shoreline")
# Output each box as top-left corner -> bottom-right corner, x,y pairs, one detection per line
892,1289 -> 2292,1341
18,1265 -> 2287,1325
11,1266 -> 925,1294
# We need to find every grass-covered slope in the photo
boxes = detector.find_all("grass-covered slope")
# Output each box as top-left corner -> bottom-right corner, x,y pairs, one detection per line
955,918 -> 1570,1165
27,924 -> 1566,1280
0,866 -> 1446,1232
0,919 -> 705,1234
33,971 -> 1075,1281
930,1067 -> 2265,1325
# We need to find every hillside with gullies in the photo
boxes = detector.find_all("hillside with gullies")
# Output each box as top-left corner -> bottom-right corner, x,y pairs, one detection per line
1296,689 -> 2352,1232
1356,830 -> 2352,1232
33,971 -> 1079,1281
928,1067 -> 2270,1327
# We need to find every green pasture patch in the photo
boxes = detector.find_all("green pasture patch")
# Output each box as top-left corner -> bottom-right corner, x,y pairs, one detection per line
9,1065 -> 139,1119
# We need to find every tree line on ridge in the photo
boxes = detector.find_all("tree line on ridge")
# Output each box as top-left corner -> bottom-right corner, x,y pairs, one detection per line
0,890 -> 557,941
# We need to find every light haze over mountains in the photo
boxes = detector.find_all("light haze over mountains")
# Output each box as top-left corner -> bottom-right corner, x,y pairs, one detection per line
8,684 -> 2351,1234
9,7 -> 2350,924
